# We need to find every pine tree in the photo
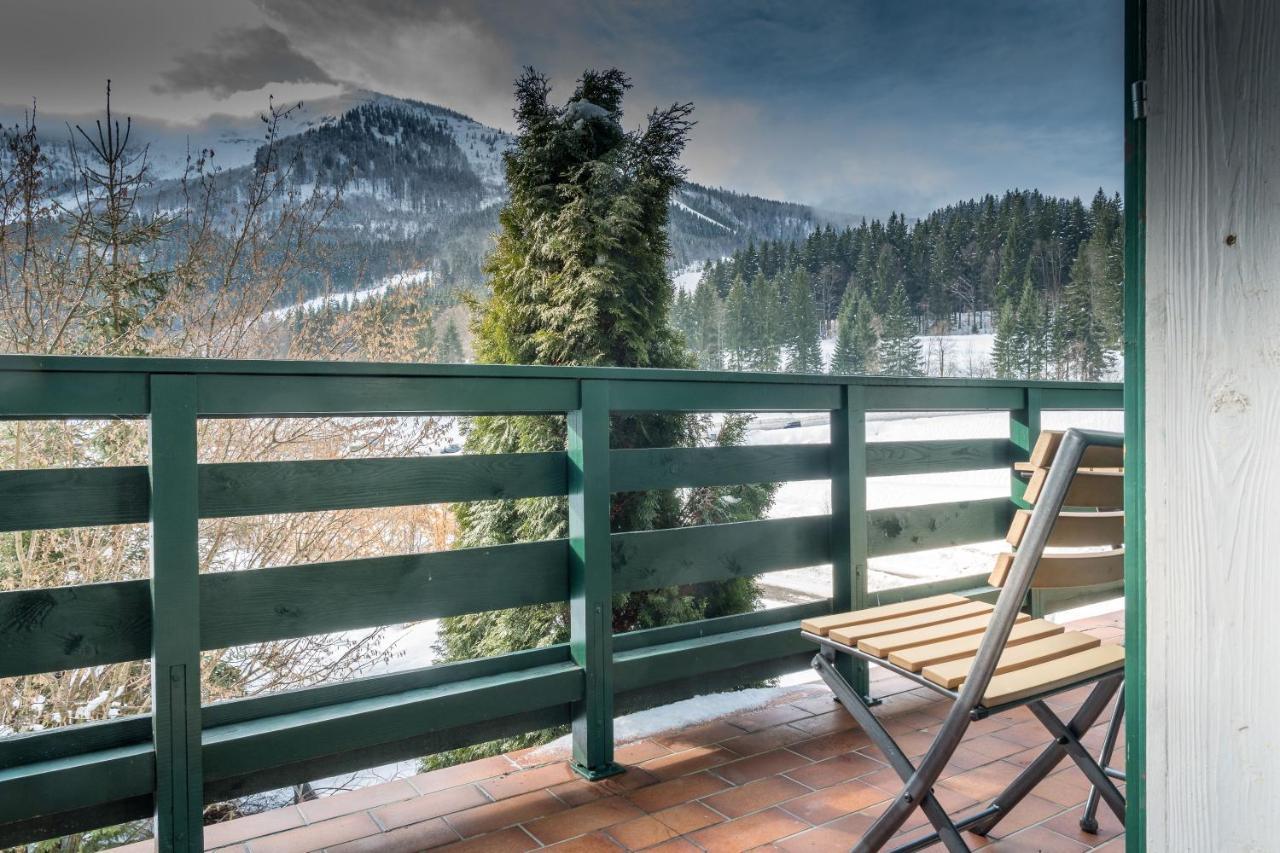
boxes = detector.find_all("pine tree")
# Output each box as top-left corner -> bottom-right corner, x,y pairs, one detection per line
990,299 -> 1020,378
831,292 -> 877,374
784,268 -> 822,372
1014,278 -> 1045,379
438,318 -> 464,362
437,71 -> 774,758
723,275 -> 750,370
876,282 -> 923,376
691,276 -> 723,369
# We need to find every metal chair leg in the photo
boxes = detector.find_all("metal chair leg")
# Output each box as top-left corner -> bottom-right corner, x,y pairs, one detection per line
1081,684 -> 1125,833
812,653 -> 971,853
969,676 -> 1123,837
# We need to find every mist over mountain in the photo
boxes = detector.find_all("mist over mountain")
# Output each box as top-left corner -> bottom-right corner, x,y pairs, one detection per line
4,91 -> 839,300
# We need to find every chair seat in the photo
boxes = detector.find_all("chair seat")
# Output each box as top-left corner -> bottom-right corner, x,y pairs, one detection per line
803,595 -> 1124,706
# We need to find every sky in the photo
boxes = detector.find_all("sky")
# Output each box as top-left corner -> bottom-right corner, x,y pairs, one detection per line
0,0 -> 1123,218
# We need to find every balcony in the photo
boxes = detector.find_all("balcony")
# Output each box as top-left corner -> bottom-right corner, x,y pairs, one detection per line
0,355 -> 1122,850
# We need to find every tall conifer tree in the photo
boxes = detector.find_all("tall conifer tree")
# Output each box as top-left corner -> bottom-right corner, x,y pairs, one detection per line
876,282 -> 923,376
439,70 -> 773,701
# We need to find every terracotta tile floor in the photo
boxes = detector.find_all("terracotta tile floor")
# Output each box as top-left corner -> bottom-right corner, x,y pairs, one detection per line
118,610 -> 1125,852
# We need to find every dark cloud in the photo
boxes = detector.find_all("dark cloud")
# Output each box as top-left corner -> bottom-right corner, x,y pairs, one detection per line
153,25 -> 335,98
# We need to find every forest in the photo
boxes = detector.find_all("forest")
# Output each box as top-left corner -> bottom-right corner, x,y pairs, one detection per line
671,188 -> 1125,381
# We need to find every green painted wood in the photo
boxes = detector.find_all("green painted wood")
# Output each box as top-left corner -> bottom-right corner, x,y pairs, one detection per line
610,444 -> 829,492
1123,0 -> 1146,843
0,743 -> 154,823
616,653 -> 815,718
197,374 -> 579,416
612,515 -> 831,593
1009,388 -> 1043,510
206,704 -> 571,804
0,715 -> 151,769
567,380 -> 617,777
0,352 -> 1121,395
1009,388 -> 1045,617
1039,387 -> 1124,410
862,572 -> 997,606
864,385 -> 1024,411
609,379 -> 840,412
199,452 -> 566,518
147,374 -> 203,852
865,497 -> 1013,558
203,644 -> 572,729
613,620 -> 814,692
200,539 -> 568,649
0,646 -> 572,773
0,466 -> 148,532
612,599 -> 831,653
866,438 -> 1014,477
0,580 -> 151,676
201,662 -> 580,784
0,796 -> 153,851
830,385 -> 871,697
0,371 -> 148,419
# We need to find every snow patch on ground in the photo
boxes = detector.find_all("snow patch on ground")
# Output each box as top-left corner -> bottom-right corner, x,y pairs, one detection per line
672,265 -> 706,295
268,268 -> 432,318
672,198 -> 731,231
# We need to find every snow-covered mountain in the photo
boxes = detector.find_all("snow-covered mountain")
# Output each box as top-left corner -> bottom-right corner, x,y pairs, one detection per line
3,90 -> 832,297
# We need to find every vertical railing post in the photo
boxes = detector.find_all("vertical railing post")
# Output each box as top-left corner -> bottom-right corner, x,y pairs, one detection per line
830,384 -> 873,701
567,380 -> 622,779
149,375 -> 203,851
1009,386 -> 1045,617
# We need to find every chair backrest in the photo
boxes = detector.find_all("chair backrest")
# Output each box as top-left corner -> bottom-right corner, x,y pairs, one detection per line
989,429 -> 1125,589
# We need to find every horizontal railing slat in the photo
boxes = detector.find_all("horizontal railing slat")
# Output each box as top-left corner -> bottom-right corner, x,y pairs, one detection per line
0,466 -> 148,532
609,380 -> 841,412
612,515 -> 831,593
863,385 -> 1024,411
201,662 -> 581,785
866,438 -> 1013,477
610,444 -> 829,492
200,452 -> 566,518
0,580 -> 151,677
201,540 -> 569,649
614,621 -> 814,692
867,497 -> 1013,558
0,371 -> 149,419
197,375 -> 580,416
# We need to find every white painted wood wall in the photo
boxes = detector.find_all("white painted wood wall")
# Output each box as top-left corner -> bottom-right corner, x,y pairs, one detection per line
1146,1 -> 1280,848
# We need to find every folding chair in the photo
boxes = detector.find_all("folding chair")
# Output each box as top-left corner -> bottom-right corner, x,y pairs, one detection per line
801,428 -> 1126,852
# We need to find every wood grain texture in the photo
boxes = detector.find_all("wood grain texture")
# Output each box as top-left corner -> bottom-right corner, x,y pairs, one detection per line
199,452 -> 566,517
865,438 -> 1013,477
610,443 -> 829,492
866,497 -> 1013,557
611,515 -> 831,593
1147,2 -> 1280,847
0,580 -> 151,676
200,540 -> 569,648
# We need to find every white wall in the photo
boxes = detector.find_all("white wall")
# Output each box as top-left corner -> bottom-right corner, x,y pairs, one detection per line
1146,1 -> 1280,848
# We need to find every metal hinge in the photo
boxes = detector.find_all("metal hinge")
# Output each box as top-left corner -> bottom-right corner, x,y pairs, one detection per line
1131,80 -> 1148,120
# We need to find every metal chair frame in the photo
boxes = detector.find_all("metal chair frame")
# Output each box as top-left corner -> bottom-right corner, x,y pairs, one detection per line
803,428 -> 1127,852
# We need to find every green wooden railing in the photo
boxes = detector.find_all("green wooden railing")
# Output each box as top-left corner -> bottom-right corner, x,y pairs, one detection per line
0,355 -> 1121,850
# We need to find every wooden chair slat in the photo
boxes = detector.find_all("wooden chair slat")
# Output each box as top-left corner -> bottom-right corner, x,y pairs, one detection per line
988,548 -> 1125,589
888,618 -> 1064,672
1006,509 -> 1125,548
1024,467 -> 1124,506
981,643 -> 1124,706
923,631 -> 1102,690
800,593 -> 969,637
828,600 -> 991,646
1030,431 -> 1125,469
857,611 -> 1030,658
